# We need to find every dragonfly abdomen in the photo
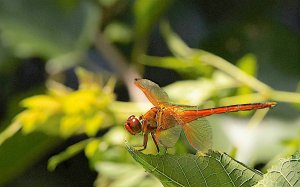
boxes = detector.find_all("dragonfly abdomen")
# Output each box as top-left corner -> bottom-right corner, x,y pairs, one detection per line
183,102 -> 277,118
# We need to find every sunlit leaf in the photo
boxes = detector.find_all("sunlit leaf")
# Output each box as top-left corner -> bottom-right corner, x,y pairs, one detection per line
140,55 -> 212,78
295,82 -> 300,109
128,148 -> 262,187
164,72 -> 237,105
85,127 -> 132,168
255,152 -> 300,187
104,22 -> 132,43
236,54 -> 257,77
104,126 -> 129,146
236,54 -> 257,98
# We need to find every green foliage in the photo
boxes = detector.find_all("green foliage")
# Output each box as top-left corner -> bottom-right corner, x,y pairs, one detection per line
94,162 -> 162,187
236,54 -> 257,95
0,1 -> 300,186
125,23 -> 300,187
128,147 -> 263,187
255,152 -> 300,187
0,0 -> 99,59
0,132 -> 60,184
132,0 -> 172,66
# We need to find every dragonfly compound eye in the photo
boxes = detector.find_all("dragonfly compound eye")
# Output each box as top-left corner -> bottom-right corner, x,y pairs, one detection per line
124,115 -> 142,135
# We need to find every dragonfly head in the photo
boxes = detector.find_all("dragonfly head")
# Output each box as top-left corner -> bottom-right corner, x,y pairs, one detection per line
125,115 -> 142,135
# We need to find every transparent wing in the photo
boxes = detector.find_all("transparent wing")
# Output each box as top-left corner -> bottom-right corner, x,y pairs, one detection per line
135,79 -> 169,106
156,110 -> 182,148
157,125 -> 182,148
182,118 -> 212,153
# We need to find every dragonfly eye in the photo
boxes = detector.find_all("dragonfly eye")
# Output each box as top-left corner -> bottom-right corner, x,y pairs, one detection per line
124,115 -> 142,135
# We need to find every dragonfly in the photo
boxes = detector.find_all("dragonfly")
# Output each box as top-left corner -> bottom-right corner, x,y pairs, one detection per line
125,78 -> 277,152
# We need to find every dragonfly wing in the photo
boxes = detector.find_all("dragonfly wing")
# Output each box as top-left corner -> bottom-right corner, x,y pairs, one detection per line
182,118 -> 212,153
157,125 -> 182,148
156,110 -> 182,148
135,79 -> 169,106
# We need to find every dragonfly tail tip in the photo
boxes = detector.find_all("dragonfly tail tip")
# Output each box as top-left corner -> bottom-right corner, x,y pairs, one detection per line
267,101 -> 277,108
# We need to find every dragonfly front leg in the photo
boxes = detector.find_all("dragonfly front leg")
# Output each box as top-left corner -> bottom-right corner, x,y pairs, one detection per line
151,132 -> 160,152
137,133 -> 148,151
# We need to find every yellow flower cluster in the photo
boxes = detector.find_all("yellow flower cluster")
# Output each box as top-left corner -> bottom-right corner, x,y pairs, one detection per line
15,68 -> 115,138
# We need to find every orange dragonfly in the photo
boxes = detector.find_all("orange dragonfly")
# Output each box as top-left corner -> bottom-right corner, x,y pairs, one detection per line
125,79 -> 277,152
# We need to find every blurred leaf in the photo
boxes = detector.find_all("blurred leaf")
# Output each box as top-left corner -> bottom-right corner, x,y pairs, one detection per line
94,162 -> 162,187
48,139 -> 90,171
236,54 -> 257,76
295,82 -> 300,109
142,56 -> 193,69
86,127 -> 131,168
132,0 -> 172,64
141,55 -> 213,78
104,22 -> 132,43
164,72 -> 237,105
0,0 -> 100,59
236,54 -> 257,96
85,138 -> 102,159
0,44 -> 18,72
0,132 -> 61,185
161,22 -> 273,97
128,148 -> 262,187
99,0 -> 120,7
160,21 -> 192,57
235,54 -> 257,115
103,126 -> 129,146
48,111 -> 133,174
85,114 -> 104,136
255,152 -> 300,187
134,0 -> 172,42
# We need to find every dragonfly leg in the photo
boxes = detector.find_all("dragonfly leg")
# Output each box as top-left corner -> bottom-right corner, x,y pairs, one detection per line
137,133 -> 148,151
151,132 -> 160,152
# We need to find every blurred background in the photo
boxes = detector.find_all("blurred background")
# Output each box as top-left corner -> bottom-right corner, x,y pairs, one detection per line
0,0 -> 299,186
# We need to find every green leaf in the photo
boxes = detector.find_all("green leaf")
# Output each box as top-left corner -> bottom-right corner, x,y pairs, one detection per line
0,132 -> 61,185
134,0 -> 172,42
236,54 -> 257,76
236,54 -> 257,97
140,55 -> 213,78
104,22 -> 132,44
254,152 -> 300,187
128,148 -> 263,187
164,74 -> 236,105
0,0 -> 100,59
94,162 -> 163,187
132,0 -> 172,64
48,139 -> 90,171
160,22 -> 273,95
